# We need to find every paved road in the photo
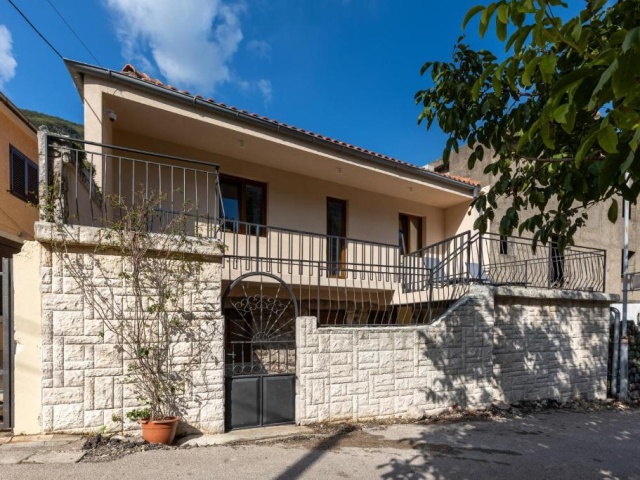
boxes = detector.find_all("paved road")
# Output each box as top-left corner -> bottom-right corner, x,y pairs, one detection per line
1,410 -> 640,479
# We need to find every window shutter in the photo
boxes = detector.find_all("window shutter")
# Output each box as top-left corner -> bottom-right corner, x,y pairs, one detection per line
9,146 -> 38,203
10,148 -> 26,199
27,162 -> 38,204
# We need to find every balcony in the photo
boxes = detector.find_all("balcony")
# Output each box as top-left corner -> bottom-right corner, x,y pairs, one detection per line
42,134 -> 607,326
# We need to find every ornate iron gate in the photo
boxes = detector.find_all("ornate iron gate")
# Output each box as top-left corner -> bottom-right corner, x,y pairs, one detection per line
223,273 -> 297,430
1,258 -> 13,430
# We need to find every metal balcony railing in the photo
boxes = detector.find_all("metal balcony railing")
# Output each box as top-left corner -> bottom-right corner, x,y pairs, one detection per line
44,135 -> 607,327
43,134 -> 221,236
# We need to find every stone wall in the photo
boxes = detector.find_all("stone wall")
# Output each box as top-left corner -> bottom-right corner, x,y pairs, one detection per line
297,286 -> 614,424
296,287 -> 496,424
35,223 -> 225,434
493,287 -> 611,403
626,321 -> 640,400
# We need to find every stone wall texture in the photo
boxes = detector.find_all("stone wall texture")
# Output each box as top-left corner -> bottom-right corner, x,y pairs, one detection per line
493,287 -> 610,403
38,235 -> 225,434
297,286 -> 613,424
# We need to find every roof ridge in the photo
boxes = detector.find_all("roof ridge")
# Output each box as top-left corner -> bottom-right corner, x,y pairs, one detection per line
119,64 -> 480,188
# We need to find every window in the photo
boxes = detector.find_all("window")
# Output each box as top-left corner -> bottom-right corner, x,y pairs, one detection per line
550,235 -> 564,287
10,146 -> 38,204
499,235 -> 509,255
399,214 -> 423,254
327,197 -> 347,277
621,249 -> 636,276
219,175 -> 267,233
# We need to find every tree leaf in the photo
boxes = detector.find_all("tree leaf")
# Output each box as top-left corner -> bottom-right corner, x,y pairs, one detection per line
553,104 -> 569,124
598,124 -> 619,154
550,68 -> 594,96
575,131 -> 598,167
608,199 -> 618,223
623,26 -> 640,52
612,50 -> 640,99
598,155 -> 619,195
479,3 -> 498,38
539,54 -> 557,83
496,15 -> 507,41
590,59 -> 618,107
462,5 -> 486,29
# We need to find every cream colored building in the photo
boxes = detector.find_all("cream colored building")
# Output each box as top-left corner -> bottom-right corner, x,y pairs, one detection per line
8,61 -> 613,435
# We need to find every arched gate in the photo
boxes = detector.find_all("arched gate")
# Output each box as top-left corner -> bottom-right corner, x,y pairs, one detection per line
222,273 -> 298,430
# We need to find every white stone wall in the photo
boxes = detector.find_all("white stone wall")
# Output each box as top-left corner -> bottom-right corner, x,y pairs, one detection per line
38,229 -> 225,434
297,286 -> 614,424
493,287 -> 611,403
296,287 -> 496,424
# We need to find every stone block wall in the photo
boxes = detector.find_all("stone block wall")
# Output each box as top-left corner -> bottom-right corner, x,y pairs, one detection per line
297,286 -> 614,424
36,224 -> 225,434
493,287 -> 611,403
296,287 -> 496,424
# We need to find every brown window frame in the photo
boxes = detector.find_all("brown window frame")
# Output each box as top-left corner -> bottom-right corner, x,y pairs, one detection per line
9,145 -> 38,204
326,197 -> 347,278
399,213 -> 423,254
219,174 -> 267,235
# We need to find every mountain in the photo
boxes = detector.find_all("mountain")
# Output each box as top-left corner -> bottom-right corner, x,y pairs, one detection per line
22,109 -> 84,139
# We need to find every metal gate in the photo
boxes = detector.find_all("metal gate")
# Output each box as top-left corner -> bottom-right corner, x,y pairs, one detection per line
223,273 -> 297,430
1,258 -> 13,430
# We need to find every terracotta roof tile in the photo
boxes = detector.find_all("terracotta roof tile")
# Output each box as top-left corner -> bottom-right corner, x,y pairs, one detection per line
120,64 -> 479,189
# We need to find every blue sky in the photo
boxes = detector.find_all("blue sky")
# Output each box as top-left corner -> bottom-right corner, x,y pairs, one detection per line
0,1 -> 517,165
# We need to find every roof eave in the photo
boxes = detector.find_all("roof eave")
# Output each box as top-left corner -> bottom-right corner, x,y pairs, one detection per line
0,91 -> 37,133
64,59 -> 475,196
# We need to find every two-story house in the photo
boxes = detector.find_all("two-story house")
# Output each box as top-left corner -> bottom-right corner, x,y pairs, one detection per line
9,60 -> 610,435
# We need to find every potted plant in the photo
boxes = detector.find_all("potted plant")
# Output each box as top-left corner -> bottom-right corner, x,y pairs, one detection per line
126,408 -> 178,445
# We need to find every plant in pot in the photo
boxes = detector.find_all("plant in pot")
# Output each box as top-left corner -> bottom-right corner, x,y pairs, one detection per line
53,190 -> 218,445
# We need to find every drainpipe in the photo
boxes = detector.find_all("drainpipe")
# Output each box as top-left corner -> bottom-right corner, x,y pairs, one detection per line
620,195 -> 630,402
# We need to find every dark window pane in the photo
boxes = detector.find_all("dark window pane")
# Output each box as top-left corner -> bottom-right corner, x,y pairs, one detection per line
399,213 -> 422,253
327,199 -> 346,237
220,179 -> 241,221
499,235 -> 508,255
246,183 -> 265,225
327,198 -> 346,277
550,236 -> 564,286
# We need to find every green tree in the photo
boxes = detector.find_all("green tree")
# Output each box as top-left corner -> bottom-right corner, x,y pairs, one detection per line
416,0 -> 640,248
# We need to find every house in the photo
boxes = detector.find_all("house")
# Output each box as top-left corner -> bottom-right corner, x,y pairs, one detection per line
431,147 -> 640,301
0,91 -> 38,258
7,60 -> 616,435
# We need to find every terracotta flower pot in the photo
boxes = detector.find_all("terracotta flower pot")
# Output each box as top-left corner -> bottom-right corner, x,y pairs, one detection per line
139,417 -> 179,445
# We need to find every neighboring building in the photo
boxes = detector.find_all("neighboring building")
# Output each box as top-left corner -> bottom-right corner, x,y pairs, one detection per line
431,146 -> 640,300
0,92 -> 38,258
7,60 -> 615,435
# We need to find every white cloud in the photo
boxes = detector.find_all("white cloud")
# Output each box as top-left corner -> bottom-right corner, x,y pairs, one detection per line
105,0 -> 244,93
0,25 -> 17,88
247,39 -> 271,59
257,79 -> 272,104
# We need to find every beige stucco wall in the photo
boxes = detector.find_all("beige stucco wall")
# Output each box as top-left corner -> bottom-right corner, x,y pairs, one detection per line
12,241 -> 43,434
0,97 -> 38,250
113,130 -> 457,248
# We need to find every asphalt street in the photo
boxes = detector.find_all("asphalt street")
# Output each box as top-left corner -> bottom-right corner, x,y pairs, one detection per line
1,409 -> 639,479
